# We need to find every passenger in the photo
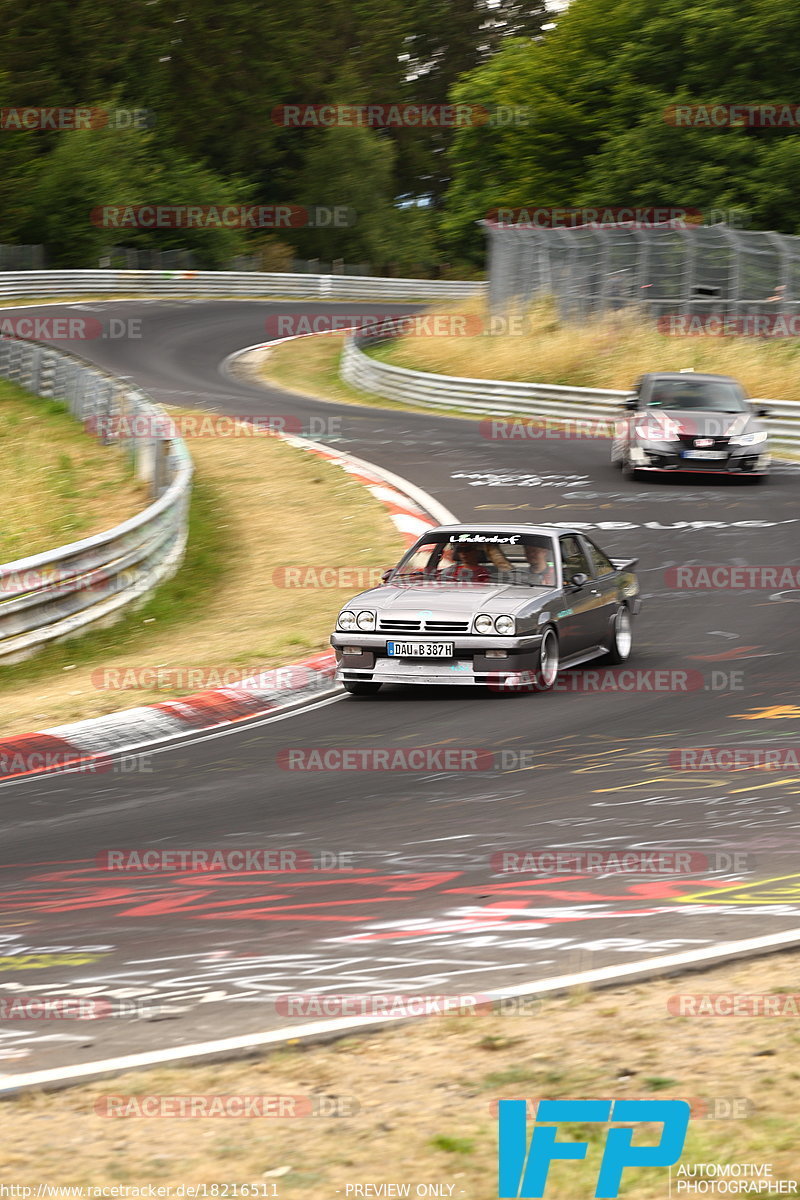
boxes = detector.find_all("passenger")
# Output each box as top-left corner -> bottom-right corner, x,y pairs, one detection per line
485,543 -> 512,577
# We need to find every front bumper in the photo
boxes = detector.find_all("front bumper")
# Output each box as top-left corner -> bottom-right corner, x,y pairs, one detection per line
630,443 -> 771,474
330,631 -> 545,687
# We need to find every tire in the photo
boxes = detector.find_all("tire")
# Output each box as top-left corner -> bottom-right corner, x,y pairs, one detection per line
601,605 -> 633,665
343,681 -> 382,696
490,628 -> 560,694
623,450 -> 642,482
530,626 -> 560,691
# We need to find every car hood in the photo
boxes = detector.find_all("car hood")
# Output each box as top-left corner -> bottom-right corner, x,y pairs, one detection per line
646,409 -> 762,438
341,583 -> 555,616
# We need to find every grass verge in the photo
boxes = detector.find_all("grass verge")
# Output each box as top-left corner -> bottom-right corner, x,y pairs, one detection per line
0,379 -> 148,563
252,308 -> 800,463
1,948 -> 798,1196
371,295 -> 800,401
247,333 -> 449,418
0,408 -> 404,736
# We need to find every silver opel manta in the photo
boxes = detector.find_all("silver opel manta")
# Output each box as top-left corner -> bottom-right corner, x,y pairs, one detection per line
330,524 -> 642,695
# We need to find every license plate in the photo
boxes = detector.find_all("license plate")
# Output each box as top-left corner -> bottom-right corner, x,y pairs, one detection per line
681,449 -> 728,460
387,641 -> 454,658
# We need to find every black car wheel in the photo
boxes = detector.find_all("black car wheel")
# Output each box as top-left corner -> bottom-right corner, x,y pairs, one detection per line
343,681 -> 382,696
601,605 -> 633,664
490,627 -> 560,694
623,450 -> 642,482
530,627 -> 560,691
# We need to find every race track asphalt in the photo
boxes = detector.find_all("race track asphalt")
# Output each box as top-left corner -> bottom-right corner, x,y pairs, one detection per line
0,299 -> 798,1075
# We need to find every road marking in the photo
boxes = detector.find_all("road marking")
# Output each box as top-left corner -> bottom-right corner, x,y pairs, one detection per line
676,873 -> 800,905
3,927 -> 800,1094
0,695 -> 345,791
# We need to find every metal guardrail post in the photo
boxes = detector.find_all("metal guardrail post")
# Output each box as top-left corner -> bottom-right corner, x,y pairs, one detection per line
0,269 -> 484,303
340,324 -> 800,451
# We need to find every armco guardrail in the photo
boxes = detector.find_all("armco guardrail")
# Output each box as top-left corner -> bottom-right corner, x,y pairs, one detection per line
0,269 -> 483,302
341,326 -> 800,450
0,338 -> 192,662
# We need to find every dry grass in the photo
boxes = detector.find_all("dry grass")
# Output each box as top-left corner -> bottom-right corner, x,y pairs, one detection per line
248,334 -> 439,416
0,381 -> 148,562
0,409 -> 404,736
374,296 -> 800,401
1,949 -> 799,1195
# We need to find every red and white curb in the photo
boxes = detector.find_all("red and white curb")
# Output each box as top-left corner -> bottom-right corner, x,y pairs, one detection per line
0,432 -> 456,781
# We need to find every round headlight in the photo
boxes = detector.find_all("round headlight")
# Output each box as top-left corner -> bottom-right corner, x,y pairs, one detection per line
356,610 -> 376,630
338,611 -> 356,630
474,614 -> 494,634
495,615 -> 515,635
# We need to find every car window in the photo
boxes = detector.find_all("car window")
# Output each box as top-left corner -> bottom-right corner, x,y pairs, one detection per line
559,536 -> 591,582
392,533 -> 557,586
646,380 -> 748,411
584,539 -> 615,577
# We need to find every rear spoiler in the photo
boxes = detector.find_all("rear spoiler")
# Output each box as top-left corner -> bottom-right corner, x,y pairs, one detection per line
610,556 -> 638,572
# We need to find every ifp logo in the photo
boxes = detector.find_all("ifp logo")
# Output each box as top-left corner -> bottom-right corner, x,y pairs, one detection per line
498,1099 -> 690,1197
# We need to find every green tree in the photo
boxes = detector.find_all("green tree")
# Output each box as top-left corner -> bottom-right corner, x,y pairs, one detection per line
23,121 -> 251,267
442,0 -> 800,258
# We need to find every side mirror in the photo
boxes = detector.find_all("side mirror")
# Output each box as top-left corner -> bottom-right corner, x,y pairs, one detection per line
756,407 -> 771,418
568,572 -> 589,590
623,395 -> 639,410
381,568 -> 394,583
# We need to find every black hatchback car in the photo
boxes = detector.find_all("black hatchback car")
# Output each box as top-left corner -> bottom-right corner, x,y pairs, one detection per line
611,370 -> 771,480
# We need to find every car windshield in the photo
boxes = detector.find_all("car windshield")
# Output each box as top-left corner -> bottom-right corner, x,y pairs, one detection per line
647,379 -> 749,412
390,532 -> 557,587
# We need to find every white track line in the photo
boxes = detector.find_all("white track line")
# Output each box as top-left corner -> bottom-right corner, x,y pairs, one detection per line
3,927 -> 800,1093
3,312 -> 798,1093
0,693 -> 345,791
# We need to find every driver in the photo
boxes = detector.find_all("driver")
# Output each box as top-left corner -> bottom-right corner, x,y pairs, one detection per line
525,544 -> 556,586
444,544 -> 492,582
